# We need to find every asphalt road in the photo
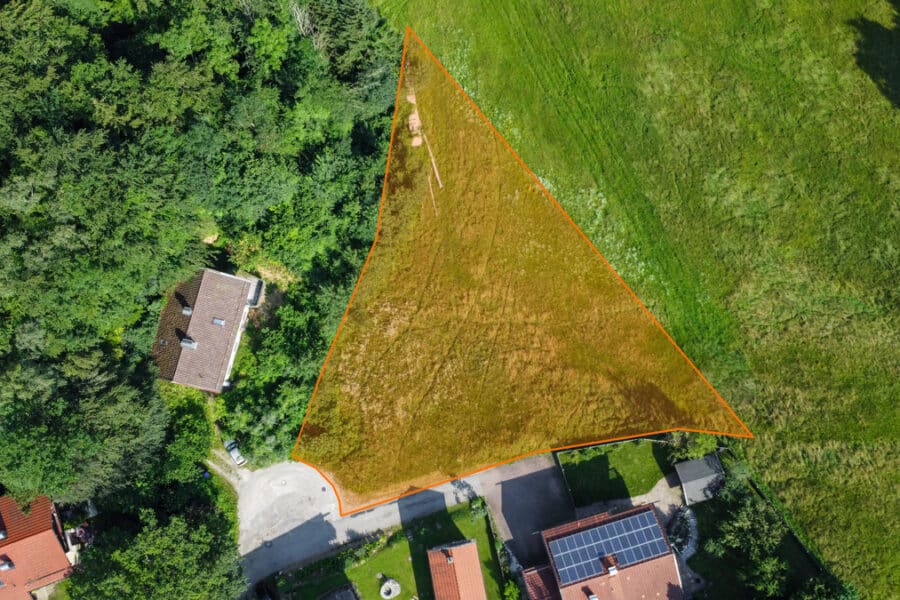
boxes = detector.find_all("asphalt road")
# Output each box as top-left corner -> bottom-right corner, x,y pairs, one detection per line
237,454 -> 574,583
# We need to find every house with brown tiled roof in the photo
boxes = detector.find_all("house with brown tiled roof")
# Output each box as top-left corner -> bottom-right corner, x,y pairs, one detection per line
152,269 -> 262,393
427,539 -> 488,600
0,496 -> 72,600
522,505 -> 683,600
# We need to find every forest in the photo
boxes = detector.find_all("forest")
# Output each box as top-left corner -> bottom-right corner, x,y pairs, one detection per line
0,0 -> 398,596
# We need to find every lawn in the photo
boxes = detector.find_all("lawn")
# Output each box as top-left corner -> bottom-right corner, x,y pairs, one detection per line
557,439 -> 673,505
293,32 -> 748,511
371,1 -> 900,595
48,580 -> 72,600
275,501 -> 505,600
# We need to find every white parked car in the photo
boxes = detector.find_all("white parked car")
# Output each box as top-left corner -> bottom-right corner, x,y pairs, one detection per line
224,440 -> 247,466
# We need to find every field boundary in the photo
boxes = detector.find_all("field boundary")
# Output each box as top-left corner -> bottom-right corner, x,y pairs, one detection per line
292,27 -> 752,516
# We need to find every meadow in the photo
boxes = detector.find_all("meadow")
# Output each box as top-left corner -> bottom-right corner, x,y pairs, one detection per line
370,1 -> 899,596
293,35 -> 749,510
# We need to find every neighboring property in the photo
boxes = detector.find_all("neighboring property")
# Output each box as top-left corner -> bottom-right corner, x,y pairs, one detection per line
427,539 -> 488,600
0,496 -> 72,600
152,268 -> 262,393
674,453 -> 724,506
522,505 -> 682,600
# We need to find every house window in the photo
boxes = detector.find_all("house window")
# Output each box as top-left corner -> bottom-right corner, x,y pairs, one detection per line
212,317 -> 226,326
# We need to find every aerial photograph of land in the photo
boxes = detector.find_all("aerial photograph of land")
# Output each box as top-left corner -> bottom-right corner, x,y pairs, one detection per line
0,1 -> 896,600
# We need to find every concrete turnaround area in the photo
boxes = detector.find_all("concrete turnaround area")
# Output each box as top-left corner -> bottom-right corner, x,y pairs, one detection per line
293,30 -> 750,514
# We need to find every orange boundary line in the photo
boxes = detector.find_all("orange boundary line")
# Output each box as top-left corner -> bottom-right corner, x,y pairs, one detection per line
292,27 -> 753,517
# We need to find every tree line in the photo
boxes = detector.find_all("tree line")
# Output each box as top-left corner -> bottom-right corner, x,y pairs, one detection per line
0,0 -> 399,597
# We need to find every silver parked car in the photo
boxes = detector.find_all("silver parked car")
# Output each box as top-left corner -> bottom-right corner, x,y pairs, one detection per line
224,440 -> 247,466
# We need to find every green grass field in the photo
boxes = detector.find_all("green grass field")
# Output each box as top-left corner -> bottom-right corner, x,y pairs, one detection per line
276,501 -> 504,599
557,440 -> 673,505
372,1 -> 899,595
294,36 -> 748,510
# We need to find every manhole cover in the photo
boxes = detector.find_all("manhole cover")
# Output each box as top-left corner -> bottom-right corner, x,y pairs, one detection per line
379,578 -> 401,599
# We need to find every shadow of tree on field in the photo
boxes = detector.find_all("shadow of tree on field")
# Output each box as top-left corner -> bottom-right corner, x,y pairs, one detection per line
850,0 -> 900,108
651,438 -> 675,474
564,453 -> 630,506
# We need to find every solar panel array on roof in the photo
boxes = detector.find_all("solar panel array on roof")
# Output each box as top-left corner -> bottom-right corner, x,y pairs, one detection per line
547,510 -> 669,586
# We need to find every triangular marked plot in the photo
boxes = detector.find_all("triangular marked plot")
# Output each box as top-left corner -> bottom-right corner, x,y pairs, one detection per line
292,29 -> 751,515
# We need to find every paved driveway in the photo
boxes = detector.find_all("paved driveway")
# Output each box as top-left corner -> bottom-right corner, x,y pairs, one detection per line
476,455 -> 575,567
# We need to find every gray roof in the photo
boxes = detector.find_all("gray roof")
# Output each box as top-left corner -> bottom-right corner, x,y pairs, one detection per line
674,453 -> 724,505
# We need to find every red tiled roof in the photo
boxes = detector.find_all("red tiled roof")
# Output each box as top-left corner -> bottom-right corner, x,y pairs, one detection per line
0,497 -> 54,549
0,497 -> 71,600
523,565 -> 561,600
558,553 -> 682,600
427,539 -> 488,600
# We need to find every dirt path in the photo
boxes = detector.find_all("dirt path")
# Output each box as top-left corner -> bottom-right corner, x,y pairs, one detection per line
205,448 -> 245,489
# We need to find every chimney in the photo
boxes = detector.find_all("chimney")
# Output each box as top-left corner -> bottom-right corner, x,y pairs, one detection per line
182,305 -> 193,316
180,337 -> 198,349
608,565 -> 618,576
447,555 -> 454,564
588,595 -> 598,600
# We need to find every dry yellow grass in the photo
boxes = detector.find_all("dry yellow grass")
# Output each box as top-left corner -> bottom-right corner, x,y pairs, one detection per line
293,33 -> 749,512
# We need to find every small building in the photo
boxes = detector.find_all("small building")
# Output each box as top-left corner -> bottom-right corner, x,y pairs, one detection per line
0,496 -> 72,600
522,505 -> 683,600
152,269 -> 262,393
427,539 -> 488,600
674,453 -> 724,506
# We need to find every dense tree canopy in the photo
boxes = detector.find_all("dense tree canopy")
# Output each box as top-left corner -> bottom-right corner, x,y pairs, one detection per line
0,0 -> 397,493
0,0 -> 400,595
71,509 -> 245,600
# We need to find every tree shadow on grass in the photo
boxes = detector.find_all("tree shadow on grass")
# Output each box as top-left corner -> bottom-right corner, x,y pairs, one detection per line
850,0 -> 900,108
565,452 -> 630,505
651,438 -> 675,473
